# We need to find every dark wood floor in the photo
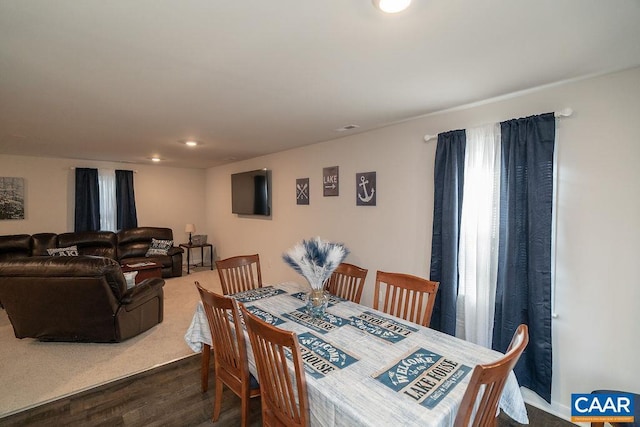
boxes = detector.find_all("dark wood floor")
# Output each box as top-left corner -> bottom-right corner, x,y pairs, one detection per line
0,353 -> 574,426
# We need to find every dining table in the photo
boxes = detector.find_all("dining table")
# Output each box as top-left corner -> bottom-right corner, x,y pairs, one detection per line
184,282 -> 529,427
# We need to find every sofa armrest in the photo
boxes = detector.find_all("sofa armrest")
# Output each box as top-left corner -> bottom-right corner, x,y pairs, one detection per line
168,247 -> 183,277
168,246 -> 184,256
121,277 -> 165,304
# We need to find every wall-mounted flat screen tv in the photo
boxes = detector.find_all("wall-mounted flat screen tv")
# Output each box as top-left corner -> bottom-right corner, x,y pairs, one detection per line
231,169 -> 271,216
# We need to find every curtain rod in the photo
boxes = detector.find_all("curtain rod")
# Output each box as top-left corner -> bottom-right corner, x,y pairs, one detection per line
69,167 -> 138,173
423,108 -> 573,143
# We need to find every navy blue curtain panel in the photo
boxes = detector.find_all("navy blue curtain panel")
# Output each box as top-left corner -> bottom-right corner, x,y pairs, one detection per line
115,169 -> 138,230
493,113 -> 555,403
74,168 -> 100,232
429,129 -> 466,336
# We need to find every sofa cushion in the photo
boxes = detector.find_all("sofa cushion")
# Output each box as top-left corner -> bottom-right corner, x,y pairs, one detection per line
145,238 -> 173,256
58,231 -> 117,259
47,245 -> 79,256
0,234 -> 32,261
32,233 -> 57,256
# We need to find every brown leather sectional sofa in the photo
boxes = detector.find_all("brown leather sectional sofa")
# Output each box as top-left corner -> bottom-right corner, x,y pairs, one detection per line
0,227 -> 184,342
0,227 -> 184,278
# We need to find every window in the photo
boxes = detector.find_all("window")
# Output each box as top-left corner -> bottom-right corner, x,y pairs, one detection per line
98,169 -> 117,231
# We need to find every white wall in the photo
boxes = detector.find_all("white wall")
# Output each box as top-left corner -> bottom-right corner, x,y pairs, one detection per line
1,67 -> 637,420
0,155 -> 207,248
205,67 -> 640,419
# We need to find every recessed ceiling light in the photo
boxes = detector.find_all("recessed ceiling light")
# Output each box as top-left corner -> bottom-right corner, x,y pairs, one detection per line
372,0 -> 411,13
184,140 -> 198,147
151,157 -> 161,162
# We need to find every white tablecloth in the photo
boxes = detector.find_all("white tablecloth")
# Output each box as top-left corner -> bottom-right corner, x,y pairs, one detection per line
185,282 -> 529,426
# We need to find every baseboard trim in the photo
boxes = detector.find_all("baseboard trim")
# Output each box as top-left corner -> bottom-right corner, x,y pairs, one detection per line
521,387 -> 573,422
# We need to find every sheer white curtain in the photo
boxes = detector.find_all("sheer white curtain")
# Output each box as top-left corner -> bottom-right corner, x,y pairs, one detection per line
456,123 -> 501,347
98,169 -> 116,231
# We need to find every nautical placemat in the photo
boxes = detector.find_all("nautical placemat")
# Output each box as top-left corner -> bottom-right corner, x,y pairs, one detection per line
374,348 -> 471,409
231,286 -> 286,303
242,305 -> 286,326
281,309 -> 349,334
289,332 -> 359,379
348,311 -> 418,343
289,291 -> 345,306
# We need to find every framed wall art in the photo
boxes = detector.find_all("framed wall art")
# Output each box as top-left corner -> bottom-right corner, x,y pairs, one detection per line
0,177 -> 25,220
356,172 -> 376,206
296,178 -> 309,205
323,166 -> 339,196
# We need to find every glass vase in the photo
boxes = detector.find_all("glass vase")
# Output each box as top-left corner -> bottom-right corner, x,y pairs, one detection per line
305,289 -> 329,318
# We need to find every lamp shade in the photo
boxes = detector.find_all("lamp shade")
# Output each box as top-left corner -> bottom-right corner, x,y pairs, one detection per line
185,223 -> 196,233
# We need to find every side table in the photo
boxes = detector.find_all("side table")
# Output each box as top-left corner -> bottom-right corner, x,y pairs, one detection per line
179,243 -> 214,274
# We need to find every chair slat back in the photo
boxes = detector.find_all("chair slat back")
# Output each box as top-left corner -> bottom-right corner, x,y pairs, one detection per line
374,271 -> 439,327
241,305 -> 310,427
216,254 -> 263,295
195,282 -> 248,382
454,324 -> 529,427
195,282 -> 260,426
326,262 -> 368,303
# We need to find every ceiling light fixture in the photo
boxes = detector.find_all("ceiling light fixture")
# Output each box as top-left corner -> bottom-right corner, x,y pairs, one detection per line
372,0 -> 411,13
151,157 -> 161,162
184,140 -> 198,147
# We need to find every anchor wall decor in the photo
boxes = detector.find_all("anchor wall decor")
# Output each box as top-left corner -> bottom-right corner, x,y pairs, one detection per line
296,178 -> 309,205
356,172 -> 376,206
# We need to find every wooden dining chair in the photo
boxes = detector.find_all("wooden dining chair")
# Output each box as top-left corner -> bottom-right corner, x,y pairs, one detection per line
240,304 -> 310,427
454,324 -> 529,427
373,270 -> 439,327
195,281 -> 260,427
216,254 -> 263,295
326,262 -> 368,304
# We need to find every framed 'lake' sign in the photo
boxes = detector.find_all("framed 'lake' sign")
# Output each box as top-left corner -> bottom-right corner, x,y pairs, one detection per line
323,166 -> 339,197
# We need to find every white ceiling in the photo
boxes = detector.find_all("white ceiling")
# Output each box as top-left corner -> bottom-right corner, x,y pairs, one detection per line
1,0 -> 639,169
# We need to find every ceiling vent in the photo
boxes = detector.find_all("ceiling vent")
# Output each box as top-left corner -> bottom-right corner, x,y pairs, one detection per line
335,124 -> 360,132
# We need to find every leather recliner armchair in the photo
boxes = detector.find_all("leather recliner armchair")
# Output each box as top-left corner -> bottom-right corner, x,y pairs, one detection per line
0,256 -> 164,342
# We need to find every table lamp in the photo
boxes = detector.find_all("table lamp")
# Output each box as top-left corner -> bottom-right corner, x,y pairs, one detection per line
185,224 -> 196,245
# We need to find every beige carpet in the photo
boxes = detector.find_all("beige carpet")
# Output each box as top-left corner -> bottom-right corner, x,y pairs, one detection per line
0,268 -> 221,418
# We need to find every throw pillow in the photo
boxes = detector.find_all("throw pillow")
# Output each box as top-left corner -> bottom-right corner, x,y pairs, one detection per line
47,245 -> 79,257
145,238 -> 173,257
